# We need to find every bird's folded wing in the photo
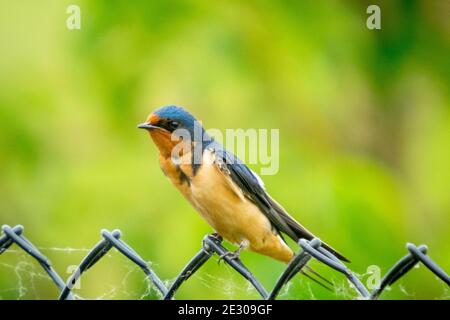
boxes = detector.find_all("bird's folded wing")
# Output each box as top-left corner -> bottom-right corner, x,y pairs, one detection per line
210,144 -> 349,262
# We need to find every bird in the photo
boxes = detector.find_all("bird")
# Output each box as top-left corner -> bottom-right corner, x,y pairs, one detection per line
138,105 -> 349,270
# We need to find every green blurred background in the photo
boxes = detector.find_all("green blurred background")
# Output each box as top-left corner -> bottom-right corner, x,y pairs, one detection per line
0,0 -> 449,300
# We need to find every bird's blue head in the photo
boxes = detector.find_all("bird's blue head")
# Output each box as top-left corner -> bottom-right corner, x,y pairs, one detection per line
138,105 -> 210,145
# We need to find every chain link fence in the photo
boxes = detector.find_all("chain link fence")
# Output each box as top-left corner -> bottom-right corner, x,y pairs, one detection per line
1,224 -> 449,300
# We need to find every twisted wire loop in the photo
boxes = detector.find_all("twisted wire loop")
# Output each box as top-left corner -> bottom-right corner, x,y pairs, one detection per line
1,224 -> 449,300
370,243 -> 450,299
164,234 -> 268,299
0,225 -> 74,300
58,229 -> 168,300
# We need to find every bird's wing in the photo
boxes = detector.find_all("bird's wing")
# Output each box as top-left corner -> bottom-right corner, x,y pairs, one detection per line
209,144 -> 349,262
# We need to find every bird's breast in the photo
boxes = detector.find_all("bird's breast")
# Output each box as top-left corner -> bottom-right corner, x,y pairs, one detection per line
187,150 -> 274,245
158,149 -> 293,262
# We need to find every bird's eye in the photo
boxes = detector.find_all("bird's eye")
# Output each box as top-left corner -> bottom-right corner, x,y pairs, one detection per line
167,120 -> 180,130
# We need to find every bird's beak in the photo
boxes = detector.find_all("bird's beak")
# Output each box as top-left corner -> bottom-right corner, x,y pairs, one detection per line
137,122 -> 159,130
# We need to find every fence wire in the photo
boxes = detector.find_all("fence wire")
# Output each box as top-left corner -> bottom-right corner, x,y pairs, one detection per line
1,224 -> 449,300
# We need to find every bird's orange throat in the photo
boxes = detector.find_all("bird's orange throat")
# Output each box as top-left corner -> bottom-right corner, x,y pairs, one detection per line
148,129 -> 178,158
148,129 -> 193,160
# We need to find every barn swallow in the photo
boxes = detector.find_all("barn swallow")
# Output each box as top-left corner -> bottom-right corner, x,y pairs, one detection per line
138,105 -> 349,268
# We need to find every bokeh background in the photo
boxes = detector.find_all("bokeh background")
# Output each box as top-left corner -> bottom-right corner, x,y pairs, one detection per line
0,0 -> 449,300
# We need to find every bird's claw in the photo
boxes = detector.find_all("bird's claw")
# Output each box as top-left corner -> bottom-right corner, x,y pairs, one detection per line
217,251 -> 239,264
209,232 -> 223,242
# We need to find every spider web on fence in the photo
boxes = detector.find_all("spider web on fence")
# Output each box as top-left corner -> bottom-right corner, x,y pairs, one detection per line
0,248 -> 291,300
0,224 -> 449,300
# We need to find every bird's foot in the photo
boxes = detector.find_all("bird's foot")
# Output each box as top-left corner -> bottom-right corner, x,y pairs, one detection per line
217,250 -> 240,264
217,240 -> 248,264
209,232 -> 223,242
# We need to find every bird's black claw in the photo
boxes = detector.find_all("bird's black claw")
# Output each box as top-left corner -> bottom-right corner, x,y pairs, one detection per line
217,251 -> 239,264
209,232 -> 223,242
